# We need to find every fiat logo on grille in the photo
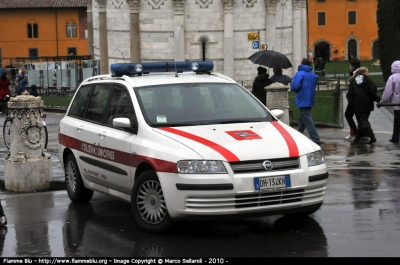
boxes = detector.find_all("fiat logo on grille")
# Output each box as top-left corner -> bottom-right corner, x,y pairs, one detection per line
263,160 -> 273,170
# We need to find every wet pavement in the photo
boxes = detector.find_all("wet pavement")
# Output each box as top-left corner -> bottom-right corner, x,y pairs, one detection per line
0,99 -> 399,257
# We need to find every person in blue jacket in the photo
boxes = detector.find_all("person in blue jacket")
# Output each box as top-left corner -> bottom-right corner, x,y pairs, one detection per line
291,58 -> 321,145
16,74 -> 27,95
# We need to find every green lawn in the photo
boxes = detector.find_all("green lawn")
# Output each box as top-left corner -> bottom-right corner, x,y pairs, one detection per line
41,95 -> 72,108
289,85 -> 385,126
322,59 -> 382,76
289,90 -> 341,125
319,60 -> 385,87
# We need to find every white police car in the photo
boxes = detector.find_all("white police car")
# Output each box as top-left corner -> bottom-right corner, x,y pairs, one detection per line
58,61 -> 328,233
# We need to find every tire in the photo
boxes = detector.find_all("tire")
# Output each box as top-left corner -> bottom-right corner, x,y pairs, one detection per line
3,117 -> 12,150
131,170 -> 172,233
65,153 -> 94,203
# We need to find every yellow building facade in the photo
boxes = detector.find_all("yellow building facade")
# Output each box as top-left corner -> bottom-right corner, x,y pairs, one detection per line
308,0 -> 379,62
0,1 -> 88,67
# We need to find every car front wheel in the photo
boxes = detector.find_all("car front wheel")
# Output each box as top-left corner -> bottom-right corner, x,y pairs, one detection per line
131,170 -> 172,233
65,153 -> 94,203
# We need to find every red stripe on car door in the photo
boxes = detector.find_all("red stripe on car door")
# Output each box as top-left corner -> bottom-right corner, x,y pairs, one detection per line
59,133 -> 177,173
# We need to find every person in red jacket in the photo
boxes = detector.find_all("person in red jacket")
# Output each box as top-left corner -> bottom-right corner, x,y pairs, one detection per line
0,72 -> 11,99
0,72 -> 11,113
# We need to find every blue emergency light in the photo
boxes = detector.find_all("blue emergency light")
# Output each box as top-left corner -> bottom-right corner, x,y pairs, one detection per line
110,61 -> 214,76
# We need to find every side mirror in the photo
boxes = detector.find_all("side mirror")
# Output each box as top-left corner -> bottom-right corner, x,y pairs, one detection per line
270,109 -> 284,120
113,117 -> 131,128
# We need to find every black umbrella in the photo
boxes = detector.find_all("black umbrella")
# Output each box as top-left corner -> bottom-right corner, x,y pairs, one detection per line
248,50 -> 292,69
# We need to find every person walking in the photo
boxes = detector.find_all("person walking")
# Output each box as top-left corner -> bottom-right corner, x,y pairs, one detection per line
291,58 -> 321,145
16,73 -> 27,95
270,67 -> 292,86
0,203 -> 6,226
345,59 -> 361,139
0,72 -> 11,98
0,72 -> 11,113
347,67 -> 381,144
380,60 -> 400,143
252,66 -> 272,106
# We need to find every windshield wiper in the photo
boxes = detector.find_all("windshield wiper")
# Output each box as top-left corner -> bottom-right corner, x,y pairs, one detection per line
205,120 -> 263,125
152,123 -> 198,128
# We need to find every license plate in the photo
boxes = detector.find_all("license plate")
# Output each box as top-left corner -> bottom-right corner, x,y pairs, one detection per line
254,175 -> 291,190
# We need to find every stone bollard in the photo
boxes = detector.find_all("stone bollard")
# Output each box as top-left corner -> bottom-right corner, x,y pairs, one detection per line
265,82 -> 290,125
4,92 -> 52,192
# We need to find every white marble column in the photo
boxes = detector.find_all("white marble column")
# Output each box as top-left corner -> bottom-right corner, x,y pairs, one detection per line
222,0 -> 235,79
126,0 -> 141,62
300,0 -> 307,59
292,0 -> 302,72
95,0 -> 109,74
87,2 -> 94,58
265,0 -> 278,51
172,0 -> 186,61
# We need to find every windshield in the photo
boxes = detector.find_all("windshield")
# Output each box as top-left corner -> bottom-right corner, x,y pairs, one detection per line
136,82 -> 275,127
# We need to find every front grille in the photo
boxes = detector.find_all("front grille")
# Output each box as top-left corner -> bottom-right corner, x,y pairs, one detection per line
230,157 -> 299,173
185,185 -> 326,210
235,189 -> 303,208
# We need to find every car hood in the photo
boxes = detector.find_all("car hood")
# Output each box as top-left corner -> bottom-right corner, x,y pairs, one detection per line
154,121 -> 318,162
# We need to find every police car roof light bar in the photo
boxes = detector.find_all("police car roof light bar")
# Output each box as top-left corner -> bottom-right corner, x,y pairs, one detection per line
110,61 -> 214,76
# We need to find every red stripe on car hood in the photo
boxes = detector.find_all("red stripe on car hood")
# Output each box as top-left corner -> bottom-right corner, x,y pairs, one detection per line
159,127 -> 240,162
270,121 -> 299,157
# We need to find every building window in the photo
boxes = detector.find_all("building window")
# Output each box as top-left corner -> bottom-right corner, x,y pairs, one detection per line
67,47 -> 77,56
318,12 -> 326,26
317,0 -> 326,2
29,48 -> 38,58
348,11 -> 356,25
27,23 -> 38,38
347,0 -> 356,2
66,22 -> 77,37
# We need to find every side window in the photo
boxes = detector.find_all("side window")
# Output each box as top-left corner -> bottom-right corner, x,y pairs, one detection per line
85,84 -> 111,123
106,85 -> 135,127
68,85 -> 93,118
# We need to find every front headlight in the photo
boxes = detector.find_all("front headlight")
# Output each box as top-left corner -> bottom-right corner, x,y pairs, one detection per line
307,150 -> 325,167
177,160 -> 227,174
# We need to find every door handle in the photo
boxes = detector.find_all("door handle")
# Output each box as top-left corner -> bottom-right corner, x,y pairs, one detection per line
77,125 -> 83,132
98,131 -> 106,138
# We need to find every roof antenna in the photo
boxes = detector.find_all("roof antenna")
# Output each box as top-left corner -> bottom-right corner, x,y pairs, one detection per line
174,61 -> 178,77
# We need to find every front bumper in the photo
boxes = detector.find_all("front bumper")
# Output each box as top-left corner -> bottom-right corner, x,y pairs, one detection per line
158,161 -> 328,219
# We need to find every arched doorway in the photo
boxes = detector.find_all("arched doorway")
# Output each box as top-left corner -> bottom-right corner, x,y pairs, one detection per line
314,42 -> 330,62
348,39 -> 357,60
372,40 -> 379,60
198,36 -> 211,61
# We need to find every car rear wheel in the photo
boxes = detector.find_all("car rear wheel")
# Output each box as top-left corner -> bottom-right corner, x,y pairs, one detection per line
131,170 -> 172,233
65,153 -> 94,203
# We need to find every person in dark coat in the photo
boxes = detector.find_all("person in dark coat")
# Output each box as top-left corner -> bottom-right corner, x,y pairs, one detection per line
347,67 -> 381,144
30,85 -> 38,97
270,67 -> 292,86
345,58 -> 361,140
252,66 -> 271,106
